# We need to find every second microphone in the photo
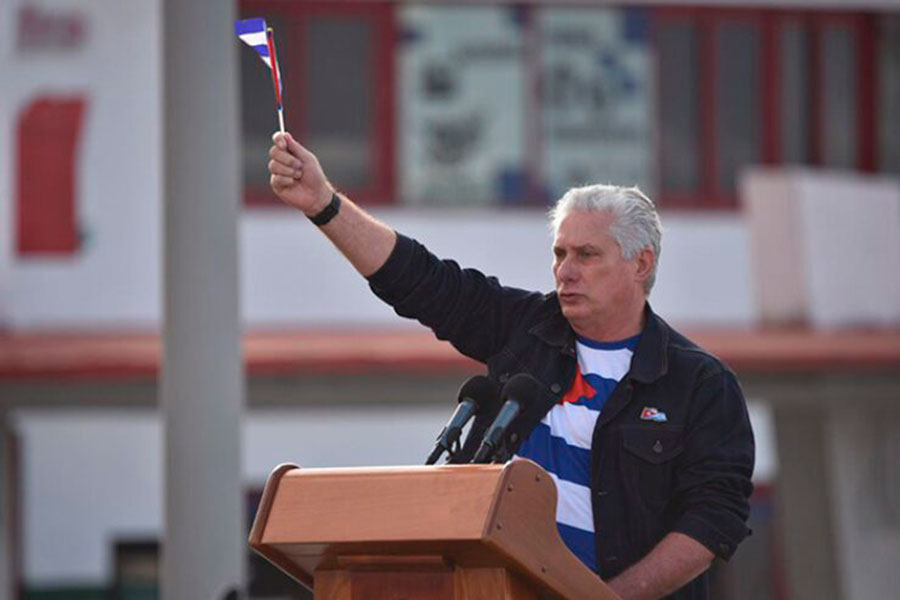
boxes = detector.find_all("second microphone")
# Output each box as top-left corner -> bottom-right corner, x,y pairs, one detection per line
472,373 -> 543,464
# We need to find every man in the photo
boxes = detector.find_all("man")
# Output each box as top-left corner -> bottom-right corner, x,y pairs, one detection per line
267,132 -> 754,599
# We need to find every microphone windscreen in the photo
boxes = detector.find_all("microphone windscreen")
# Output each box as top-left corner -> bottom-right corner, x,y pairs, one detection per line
500,373 -> 543,406
457,375 -> 500,413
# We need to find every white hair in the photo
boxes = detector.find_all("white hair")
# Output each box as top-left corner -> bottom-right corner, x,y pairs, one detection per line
548,184 -> 663,293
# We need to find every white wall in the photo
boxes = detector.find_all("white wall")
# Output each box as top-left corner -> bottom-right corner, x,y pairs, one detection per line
1,1 -> 162,330
3,201 -> 759,330
13,403 -> 775,585
241,207 -> 757,329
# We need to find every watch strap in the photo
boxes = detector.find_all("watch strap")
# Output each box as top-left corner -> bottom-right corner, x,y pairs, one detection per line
308,193 -> 341,226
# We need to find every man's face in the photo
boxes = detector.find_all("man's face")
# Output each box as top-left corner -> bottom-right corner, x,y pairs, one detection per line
552,209 -> 647,333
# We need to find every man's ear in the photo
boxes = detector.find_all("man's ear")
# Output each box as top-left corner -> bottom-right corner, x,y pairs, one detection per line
634,247 -> 655,284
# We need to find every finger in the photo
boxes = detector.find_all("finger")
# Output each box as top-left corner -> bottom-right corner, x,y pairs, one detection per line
271,131 -> 288,151
268,145 -> 301,169
284,132 -> 313,161
268,159 -> 299,178
270,174 -> 296,191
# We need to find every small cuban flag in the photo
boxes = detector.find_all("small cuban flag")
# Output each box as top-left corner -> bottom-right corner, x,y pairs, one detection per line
235,17 -> 285,133
640,407 -> 668,423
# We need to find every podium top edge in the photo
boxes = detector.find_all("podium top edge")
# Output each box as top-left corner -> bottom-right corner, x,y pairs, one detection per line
278,463 -> 508,478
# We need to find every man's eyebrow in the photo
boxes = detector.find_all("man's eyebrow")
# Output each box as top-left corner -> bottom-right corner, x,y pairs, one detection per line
553,243 -> 602,253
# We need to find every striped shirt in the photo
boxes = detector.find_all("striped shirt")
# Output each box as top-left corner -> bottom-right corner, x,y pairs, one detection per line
514,333 -> 639,571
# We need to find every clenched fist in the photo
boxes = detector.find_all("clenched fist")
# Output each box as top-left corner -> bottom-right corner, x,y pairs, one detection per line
268,132 -> 334,216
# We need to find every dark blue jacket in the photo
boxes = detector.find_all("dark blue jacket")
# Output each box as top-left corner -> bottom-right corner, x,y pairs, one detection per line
368,234 -> 755,599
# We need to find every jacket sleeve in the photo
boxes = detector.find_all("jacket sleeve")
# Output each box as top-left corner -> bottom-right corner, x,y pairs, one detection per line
670,367 -> 755,560
366,234 -> 543,363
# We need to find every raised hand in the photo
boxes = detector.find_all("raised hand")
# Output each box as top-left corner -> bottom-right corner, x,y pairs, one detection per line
268,132 -> 334,215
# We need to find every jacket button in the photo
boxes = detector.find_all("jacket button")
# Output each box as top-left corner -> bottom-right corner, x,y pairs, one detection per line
499,373 -> 510,383
509,433 -> 519,444
653,440 -> 663,453
608,556 -> 618,562
597,490 -> 609,497
551,383 -> 562,394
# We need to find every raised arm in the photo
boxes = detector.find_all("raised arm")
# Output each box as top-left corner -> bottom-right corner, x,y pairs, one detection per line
268,131 -> 396,277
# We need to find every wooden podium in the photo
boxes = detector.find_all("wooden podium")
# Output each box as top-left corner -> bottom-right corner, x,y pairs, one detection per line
249,459 -> 619,599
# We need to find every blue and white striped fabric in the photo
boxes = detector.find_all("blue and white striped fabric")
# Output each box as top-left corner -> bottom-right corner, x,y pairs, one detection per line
234,18 -> 281,92
515,333 -> 639,572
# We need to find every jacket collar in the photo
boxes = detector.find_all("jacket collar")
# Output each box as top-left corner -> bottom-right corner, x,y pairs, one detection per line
527,294 -> 574,349
529,296 -> 668,384
629,304 -> 669,383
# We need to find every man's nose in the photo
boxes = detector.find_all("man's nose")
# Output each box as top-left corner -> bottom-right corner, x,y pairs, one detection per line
556,256 -> 579,282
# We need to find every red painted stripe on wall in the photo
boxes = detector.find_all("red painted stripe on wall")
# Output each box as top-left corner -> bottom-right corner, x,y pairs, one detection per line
16,96 -> 86,255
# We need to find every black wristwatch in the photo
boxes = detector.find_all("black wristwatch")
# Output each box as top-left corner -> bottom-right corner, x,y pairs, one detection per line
308,193 -> 341,226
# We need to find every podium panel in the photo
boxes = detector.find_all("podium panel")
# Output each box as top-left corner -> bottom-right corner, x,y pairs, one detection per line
250,460 -> 618,599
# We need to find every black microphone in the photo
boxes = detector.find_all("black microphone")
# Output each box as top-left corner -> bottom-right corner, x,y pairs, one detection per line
472,373 -> 542,464
425,375 -> 499,465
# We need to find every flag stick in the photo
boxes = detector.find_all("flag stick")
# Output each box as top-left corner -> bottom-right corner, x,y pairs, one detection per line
266,27 -> 285,134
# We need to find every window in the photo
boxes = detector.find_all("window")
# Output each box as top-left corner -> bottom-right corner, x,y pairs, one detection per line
657,19 -> 701,198
879,15 -> 900,175
779,22 -> 811,164
304,16 -> 376,190
239,1 -> 394,206
714,20 -> 761,193
820,23 -> 859,169
655,10 -> 768,208
784,13 -> 875,172
654,9 -> 877,209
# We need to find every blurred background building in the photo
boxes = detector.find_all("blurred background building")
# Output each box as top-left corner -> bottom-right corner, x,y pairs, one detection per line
1,0 -> 898,599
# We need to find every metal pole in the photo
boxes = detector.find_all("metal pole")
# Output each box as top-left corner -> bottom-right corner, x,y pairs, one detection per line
161,1 -> 244,598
